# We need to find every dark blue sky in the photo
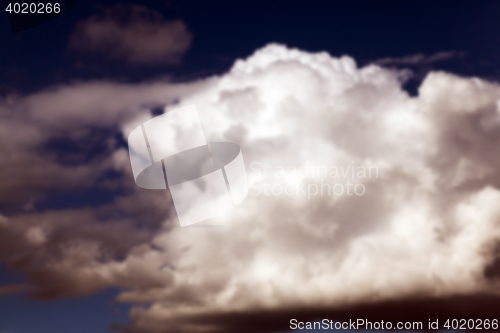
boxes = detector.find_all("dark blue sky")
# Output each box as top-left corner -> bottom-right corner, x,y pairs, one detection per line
1,0 -> 500,93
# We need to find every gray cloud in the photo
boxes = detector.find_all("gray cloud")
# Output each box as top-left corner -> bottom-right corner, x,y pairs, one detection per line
0,79 -> 210,299
68,4 -> 192,65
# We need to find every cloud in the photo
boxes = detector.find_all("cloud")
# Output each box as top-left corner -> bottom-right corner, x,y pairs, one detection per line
374,51 -> 462,66
2,44 -> 500,332
0,283 -> 32,296
0,79 -> 209,211
68,4 -> 192,65
0,79 -> 211,299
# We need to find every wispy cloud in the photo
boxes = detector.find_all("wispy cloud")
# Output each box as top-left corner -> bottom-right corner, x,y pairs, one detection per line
374,51 -> 463,66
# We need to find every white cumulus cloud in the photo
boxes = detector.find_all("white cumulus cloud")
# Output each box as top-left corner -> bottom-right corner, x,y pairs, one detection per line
1,44 -> 500,332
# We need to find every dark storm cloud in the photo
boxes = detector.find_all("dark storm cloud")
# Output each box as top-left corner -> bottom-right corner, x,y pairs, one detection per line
119,294 -> 500,333
68,4 -> 192,65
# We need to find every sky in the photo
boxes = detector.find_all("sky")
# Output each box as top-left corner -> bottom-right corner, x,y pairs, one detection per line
3,0 -> 500,332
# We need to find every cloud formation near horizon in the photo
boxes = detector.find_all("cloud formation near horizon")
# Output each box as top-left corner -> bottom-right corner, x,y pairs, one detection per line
1,44 -> 500,332
68,4 -> 192,65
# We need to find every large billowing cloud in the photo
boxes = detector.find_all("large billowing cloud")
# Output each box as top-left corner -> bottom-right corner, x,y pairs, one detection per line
68,4 -> 192,65
2,44 -> 500,332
